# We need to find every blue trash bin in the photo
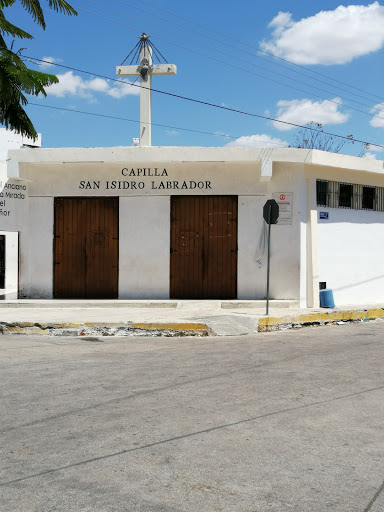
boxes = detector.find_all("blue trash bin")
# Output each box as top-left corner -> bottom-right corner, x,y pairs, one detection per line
320,289 -> 335,308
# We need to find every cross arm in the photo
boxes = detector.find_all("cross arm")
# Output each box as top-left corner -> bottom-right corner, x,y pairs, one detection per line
116,63 -> 177,77
116,65 -> 140,77
151,64 -> 177,76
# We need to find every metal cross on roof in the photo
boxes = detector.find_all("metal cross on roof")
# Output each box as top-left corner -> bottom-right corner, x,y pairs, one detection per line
116,33 -> 177,147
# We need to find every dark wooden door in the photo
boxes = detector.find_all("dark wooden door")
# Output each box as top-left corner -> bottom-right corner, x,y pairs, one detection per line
170,196 -> 237,299
54,198 -> 118,298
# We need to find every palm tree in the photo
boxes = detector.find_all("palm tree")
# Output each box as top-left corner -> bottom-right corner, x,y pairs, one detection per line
0,0 -> 77,138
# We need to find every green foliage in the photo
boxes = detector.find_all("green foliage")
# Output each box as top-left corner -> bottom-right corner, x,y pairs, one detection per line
0,0 -> 77,138
0,47 -> 59,137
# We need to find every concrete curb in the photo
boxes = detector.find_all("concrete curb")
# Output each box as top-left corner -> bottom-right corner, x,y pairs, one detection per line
258,308 -> 384,332
0,321 -> 212,337
2,308 -> 384,336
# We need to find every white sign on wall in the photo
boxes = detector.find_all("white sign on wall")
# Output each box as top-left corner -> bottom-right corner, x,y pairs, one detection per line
22,162 -> 268,197
0,178 -> 28,230
272,192 -> 293,225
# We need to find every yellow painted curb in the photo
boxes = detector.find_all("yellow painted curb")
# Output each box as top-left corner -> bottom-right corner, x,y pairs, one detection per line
130,322 -> 209,331
258,308 -> 384,332
3,326 -> 51,335
0,320 -> 211,335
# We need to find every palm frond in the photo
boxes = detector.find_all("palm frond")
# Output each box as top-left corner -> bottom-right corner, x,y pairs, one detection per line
14,67 -> 58,95
0,0 -> 77,138
0,48 -> 60,137
0,0 -> 16,9
48,0 -> 77,17
0,47 -> 26,66
19,0 -> 45,28
0,100 -> 37,138
1,49 -> 58,94
0,12 -> 33,39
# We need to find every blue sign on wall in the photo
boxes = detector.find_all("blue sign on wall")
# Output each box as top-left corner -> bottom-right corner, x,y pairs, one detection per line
320,212 -> 329,220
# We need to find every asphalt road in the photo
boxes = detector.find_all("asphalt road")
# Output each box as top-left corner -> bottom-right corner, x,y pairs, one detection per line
1,322 -> 384,512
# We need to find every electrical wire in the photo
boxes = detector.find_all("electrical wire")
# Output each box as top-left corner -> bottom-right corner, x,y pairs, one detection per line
71,4 -> 384,122
80,0 -> 383,113
23,55 -> 384,149
27,102 -> 288,146
107,0 -> 383,106
133,0 -> 384,103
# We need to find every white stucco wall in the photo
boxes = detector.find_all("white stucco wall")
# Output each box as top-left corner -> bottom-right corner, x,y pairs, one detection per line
238,196 -> 266,299
8,144 -> 384,303
14,158 -> 305,300
0,161 -> 6,180
238,196 -> 300,300
0,172 -> 28,298
0,231 -> 18,293
119,196 -> 170,298
0,177 -> 29,231
318,208 -> 384,305
18,161 -> 262,197
0,128 -> 41,161
238,164 -> 303,301
19,197 -> 53,298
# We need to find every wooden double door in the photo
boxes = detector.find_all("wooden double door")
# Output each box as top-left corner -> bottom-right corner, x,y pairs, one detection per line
170,196 -> 238,299
54,198 -> 118,298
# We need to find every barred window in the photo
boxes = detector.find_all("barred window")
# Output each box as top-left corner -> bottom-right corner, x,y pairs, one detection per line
339,183 -> 353,208
316,180 -> 384,212
362,186 -> 375,210
316,180 -> 328,206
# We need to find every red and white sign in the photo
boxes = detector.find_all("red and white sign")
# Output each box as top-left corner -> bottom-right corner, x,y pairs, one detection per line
272,192 -> 293,225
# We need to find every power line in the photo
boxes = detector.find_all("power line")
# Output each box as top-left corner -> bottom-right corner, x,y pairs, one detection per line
24,55 -> 384,149
80,0 -> 381,112
72,4 -> 384,122
133,0 -> 384,104
81,0 -> 381,112
27,102 -> 288,147
107,0 -> 384,107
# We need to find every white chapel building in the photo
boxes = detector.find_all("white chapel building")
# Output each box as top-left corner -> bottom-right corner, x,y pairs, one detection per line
1,35 -> 384,307
1,132 -> 384,308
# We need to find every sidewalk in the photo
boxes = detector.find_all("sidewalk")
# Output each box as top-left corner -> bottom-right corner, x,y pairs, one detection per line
1,299 -> 383,336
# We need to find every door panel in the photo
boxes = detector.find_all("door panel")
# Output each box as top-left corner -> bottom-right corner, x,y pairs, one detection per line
170,196 -> 237,299
54,198 -> 118,298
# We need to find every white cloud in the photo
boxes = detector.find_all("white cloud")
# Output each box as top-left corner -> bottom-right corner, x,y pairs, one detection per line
370,102 -> 384,127
47,71 -> 140,99
214,130 -> 232,139
108,81 -> 140,99
273,98 -> 349,131
261,2 -> 384,65
86,78 -> 110,93
363,151 -> 378,159
39,56 -> 62,69
225,134 -> 289,148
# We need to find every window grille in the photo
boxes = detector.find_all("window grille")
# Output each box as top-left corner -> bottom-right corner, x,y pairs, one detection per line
316,180 -> 328,206
362,186 -> 375,210
328,181 -> 338,208
316,180 -> 384,212
338,183 -> 353,208
377,187 -> 384,212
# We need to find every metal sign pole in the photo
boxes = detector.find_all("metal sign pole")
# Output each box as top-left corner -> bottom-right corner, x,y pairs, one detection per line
266,205 -> 272,316
263,198 -> 279,317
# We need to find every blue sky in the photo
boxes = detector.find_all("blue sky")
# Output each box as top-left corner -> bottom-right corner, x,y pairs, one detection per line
6,0 -> 384,157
